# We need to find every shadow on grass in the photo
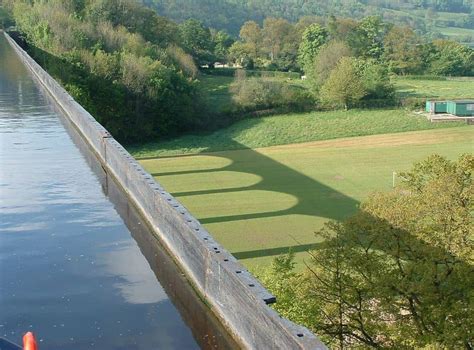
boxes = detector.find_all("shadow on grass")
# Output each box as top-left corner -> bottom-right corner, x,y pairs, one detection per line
232,242 -> 325,260
149,139 -> 359,258
394,85 -> 435,99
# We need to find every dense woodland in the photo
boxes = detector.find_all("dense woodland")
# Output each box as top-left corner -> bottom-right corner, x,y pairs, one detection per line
227,15 -> 474,76
145,0 -> 474,36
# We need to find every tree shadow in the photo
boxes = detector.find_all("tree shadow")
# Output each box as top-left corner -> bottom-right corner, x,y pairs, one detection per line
394,84 -> 437,99
199,75 -> 236,114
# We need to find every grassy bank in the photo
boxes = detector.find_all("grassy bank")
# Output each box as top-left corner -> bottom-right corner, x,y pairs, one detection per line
129,108 -> 466,158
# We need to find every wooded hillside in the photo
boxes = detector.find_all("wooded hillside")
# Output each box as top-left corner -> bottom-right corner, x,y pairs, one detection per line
144,0 -> 474,42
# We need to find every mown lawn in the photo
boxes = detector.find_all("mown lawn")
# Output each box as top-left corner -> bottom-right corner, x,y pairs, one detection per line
138,127 -> 472,270
129,108 -> 466,158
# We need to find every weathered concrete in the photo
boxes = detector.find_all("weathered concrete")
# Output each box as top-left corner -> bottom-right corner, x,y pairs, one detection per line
5,32 -> 327,350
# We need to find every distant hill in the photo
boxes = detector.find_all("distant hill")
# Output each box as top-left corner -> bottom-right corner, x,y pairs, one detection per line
143,0 -> 474,45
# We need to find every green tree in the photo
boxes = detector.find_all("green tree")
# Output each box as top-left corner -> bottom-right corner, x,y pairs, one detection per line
298,23 -> 328,74
0,5 -> 13,29
259,252 -> 314,328
86,0 -> 179,46
384,26 -> 425,74
10,0 -> 207,143
274,21 -> 301,71
320,57 -> 366,110
166,45 -> 198,78
429,39 -> 474,76
349,16 -> 388,60
228,41 -> 254,68
327,15 -> 358,41
262,17 -> 293,62
230,70 -> 312,110
179,19 -> 215,66
239,20 -> 262,60
354,59 -> 395,101
263,154 -> 474,349
212,30 -> 234,63
311,40 -> 351,86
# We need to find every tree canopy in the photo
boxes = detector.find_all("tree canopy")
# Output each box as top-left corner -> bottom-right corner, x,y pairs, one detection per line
261,154 -> 474,349
144,0 -> 474,38
298,24 -> 328,73
3,0 -> 208,143
320,57 -> 366,110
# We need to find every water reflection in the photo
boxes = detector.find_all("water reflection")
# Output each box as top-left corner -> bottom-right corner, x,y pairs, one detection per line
0,35 -> 236,349
100,241 -> 169,305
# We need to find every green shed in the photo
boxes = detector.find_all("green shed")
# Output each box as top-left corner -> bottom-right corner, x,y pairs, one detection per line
446,100 -> 474,116
426,100 -> 448,114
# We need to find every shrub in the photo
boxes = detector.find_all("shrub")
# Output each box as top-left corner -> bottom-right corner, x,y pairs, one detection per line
400,97 -> 425,110
9,0 -> 207,144
320,57 -> 366,110
311,40 -> 352,86
166,45 -> 198,78
230,70 -> 313,111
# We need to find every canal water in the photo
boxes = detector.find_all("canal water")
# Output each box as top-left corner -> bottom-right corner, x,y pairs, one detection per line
0,35 -> 236,349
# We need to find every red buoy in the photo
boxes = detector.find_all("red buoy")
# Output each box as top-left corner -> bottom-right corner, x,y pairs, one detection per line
23,332 -> 37,350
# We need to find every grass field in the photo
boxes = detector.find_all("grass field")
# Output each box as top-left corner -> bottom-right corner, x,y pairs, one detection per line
438,26 -> 474,37
199,75 -> 235,113
394,77 -> 474,99
130,108 -> 466,158
138,127 -> 472,270
198,74 -> 474,115
437,26 -> 474,45
131,73 -> 473,271
383,7 -> 474,46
